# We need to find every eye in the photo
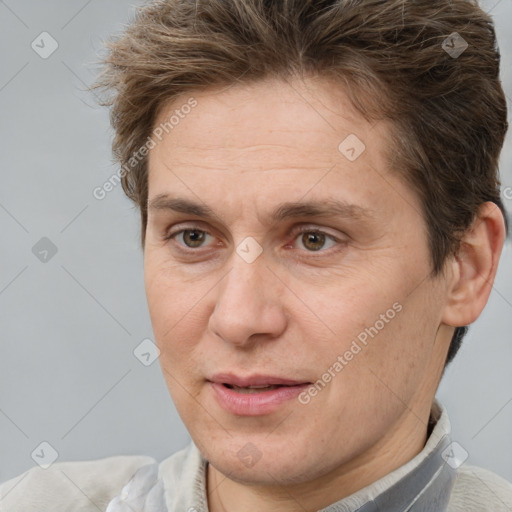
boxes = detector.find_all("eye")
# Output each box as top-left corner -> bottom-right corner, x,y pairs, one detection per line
164,225 -> 343,255
292,228 -> 339,252
168,228 -> 214,249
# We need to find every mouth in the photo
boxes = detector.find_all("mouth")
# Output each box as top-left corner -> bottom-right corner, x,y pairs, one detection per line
209,373 -> 311,390
207,373 -> 312,415
221,383 -> 300,393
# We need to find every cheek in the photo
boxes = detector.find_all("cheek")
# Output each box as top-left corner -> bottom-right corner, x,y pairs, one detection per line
145,254 -> 201,330
315,275 -> 438,397
316,280 -> 401,350
144,265 -> 207,376
352,298 -> 440,407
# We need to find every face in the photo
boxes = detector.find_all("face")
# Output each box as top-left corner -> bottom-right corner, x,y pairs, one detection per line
144,76 -> 452,487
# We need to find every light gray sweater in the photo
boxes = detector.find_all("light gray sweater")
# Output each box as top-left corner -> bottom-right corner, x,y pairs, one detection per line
1,401 -> 511,511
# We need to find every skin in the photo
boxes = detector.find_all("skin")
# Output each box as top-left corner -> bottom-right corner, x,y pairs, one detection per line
143,76 -> 505,512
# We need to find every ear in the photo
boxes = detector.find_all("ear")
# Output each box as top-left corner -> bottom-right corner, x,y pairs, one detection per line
442,202 -> 506,327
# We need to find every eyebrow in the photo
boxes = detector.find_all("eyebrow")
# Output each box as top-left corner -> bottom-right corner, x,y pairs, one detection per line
147,195 -> 376,223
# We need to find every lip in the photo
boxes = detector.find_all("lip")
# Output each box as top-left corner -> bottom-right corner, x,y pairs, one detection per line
208,373 -> 311,416
209,373 -> 308,387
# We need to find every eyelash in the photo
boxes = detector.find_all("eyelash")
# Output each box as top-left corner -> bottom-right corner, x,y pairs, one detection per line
164,225 -> 344,256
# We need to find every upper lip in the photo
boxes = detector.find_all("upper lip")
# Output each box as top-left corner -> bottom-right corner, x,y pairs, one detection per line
209,373 -> 310,387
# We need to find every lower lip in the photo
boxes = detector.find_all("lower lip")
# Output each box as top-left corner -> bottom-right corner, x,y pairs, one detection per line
209,382 -> 310,416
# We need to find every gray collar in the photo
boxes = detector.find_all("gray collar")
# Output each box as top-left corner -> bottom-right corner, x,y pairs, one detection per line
318,401 -> 458,512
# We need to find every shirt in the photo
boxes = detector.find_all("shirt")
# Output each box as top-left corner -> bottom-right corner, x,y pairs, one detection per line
1,400 -> 511,511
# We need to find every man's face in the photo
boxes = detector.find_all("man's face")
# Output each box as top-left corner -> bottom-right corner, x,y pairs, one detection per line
144,77 -> 452,485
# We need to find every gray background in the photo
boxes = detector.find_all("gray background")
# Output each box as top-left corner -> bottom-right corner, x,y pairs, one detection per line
0,0 -> 511,486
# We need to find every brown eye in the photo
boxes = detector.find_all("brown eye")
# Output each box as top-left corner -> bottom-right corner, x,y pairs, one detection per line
301,232 -> 326,251
293,229 -> 339,252
178,229 -> 209,248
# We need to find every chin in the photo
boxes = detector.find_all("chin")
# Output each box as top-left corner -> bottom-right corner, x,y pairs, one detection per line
197,431 -> 333,486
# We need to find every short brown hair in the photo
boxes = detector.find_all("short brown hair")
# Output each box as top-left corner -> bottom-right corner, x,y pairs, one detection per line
93,0 -> 508,365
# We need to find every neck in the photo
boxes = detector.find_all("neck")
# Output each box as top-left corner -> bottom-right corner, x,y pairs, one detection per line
207,407 -> 430,512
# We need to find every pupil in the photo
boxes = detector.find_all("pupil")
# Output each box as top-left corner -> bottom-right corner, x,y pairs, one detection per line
184,230 -> 205,247
303,232 -> 325,251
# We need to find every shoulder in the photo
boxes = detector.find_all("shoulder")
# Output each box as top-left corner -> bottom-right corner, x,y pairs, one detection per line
0,454 -> 157,512
448,464 -> 512,511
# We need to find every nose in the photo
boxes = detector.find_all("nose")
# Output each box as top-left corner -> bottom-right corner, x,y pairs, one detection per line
208,255 -> 288,348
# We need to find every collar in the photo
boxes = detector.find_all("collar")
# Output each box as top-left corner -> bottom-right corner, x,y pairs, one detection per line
318,400 -> 458,511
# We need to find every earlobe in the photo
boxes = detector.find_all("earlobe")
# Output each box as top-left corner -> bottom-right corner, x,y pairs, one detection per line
441,202 -> 506,328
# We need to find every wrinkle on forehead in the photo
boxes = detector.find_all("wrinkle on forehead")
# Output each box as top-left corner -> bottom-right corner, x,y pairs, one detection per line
147,75 -> 405,222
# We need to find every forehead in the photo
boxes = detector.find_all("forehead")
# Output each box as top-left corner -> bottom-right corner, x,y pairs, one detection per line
147,76 -> 421,223
151,76 -> 376,166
